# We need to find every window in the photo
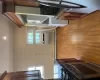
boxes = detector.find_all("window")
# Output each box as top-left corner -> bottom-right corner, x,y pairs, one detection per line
28,66 -> 44,78
36,66 -> 44,78
27,27 -> 41,44
27,27 -> 34,44
27,33 -> 34,44
35,32 -> 41,44
54,64 -> 61,79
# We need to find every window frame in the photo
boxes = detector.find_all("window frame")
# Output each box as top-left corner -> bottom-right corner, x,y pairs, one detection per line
54,64 -> 61,79
35,32 -> 42,44
28,66 -> 44,78
26,27 -> 42,45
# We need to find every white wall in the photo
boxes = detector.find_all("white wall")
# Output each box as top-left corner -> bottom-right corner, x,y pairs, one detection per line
0,2 -> 55,79
13,27 -> 55,79
0,2 -> 15,73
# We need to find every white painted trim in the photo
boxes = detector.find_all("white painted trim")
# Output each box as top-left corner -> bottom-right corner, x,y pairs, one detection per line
16,12 -> 54,17
54,29 -> 57,59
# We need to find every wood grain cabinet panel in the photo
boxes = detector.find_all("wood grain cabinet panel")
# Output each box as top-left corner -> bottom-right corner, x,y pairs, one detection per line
57,10 -> 100,64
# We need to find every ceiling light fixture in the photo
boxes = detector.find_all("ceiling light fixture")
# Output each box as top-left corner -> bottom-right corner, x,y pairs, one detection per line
2,36 -> 7,40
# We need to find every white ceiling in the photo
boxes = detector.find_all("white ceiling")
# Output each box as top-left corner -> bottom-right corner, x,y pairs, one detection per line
65,0 -> 100,13
1,0 -> 100,14
37,0 -> 100,13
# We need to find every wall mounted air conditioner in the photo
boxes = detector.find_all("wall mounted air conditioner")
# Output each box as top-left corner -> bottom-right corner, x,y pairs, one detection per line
41,32 -> 50,44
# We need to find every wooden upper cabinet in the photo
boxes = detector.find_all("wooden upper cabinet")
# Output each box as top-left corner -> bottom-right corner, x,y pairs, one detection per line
58,12 -> 87,20
2,0 -> 15,13
14,0 -> 38,7
57,10 -> 100,64
2,0 -> 24,27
